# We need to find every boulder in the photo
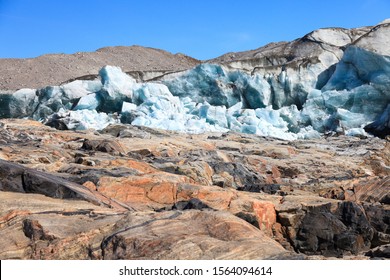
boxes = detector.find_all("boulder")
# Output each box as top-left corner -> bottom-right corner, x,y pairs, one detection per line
275,195 -> 375,256
101,210 -> 290,260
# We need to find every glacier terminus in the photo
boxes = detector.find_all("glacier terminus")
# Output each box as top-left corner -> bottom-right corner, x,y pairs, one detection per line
1,20 -> 390,141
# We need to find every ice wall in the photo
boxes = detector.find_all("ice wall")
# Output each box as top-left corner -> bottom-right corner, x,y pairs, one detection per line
1,45 -> 390,140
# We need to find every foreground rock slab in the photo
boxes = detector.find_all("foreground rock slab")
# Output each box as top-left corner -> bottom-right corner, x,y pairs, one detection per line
0,192 -> 292,260
101,210 -> 291,260
0,119 -> 389,259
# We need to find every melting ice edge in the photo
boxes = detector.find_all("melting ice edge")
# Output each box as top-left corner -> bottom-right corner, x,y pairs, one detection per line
1,45 -> 390,140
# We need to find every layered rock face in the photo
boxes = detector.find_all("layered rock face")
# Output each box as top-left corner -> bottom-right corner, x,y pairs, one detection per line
0,119 -> 389,259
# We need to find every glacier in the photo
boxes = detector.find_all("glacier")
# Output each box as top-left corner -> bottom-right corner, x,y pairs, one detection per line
1,23 -> 390,140
0,51 -> 388,140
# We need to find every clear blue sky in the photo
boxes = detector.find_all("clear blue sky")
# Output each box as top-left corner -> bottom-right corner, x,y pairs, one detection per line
0,0 -> 389,60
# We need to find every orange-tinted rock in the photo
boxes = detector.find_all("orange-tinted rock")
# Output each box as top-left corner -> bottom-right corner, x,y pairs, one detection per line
0,209 -> 31,224
177,184 -> 236,210
83,181 -> 97,192
265,165 -> 282,184
252,200 -> 277,235
97,173 -> 193,210
106,159 -> 157,174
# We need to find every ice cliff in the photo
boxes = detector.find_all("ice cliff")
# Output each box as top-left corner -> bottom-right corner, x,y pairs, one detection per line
1,21 -> 389,140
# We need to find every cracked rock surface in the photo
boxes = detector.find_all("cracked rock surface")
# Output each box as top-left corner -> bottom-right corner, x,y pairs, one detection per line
0,119 -> 388,259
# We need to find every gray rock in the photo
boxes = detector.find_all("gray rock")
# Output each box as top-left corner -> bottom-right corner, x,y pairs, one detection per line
365,244 -> 390,259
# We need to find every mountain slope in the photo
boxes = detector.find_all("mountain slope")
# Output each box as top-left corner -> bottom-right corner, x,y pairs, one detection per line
0,46 -> 199,90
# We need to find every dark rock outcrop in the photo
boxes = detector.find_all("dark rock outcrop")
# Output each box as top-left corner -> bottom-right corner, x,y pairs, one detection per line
366,245 -> 390,259
276,197 -> 376,257
364,105 -> 390,138
0,158 -> 131,211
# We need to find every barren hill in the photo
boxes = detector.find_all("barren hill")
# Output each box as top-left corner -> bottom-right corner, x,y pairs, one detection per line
0,45 -> 199,90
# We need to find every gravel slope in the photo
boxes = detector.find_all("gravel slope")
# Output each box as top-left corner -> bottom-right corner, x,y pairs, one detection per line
0,45 -> 199,90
